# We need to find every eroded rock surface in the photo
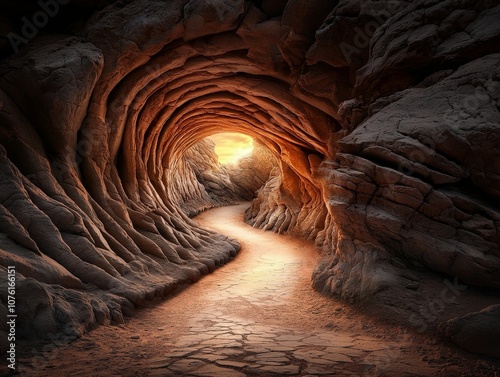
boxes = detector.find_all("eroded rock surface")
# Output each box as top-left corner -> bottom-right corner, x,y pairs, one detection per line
0,0 -> 498,353
438,305 -> 500,358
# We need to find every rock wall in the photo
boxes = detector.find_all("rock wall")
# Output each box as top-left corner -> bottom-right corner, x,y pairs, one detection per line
169,138 -> 276,217
0,0 -> 498,343
224,141 -> 277,201
311,1 -> 500,300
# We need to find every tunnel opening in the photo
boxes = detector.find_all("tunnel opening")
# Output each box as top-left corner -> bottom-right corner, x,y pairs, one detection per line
208,132 -> 254,165
169,130 -> 279,218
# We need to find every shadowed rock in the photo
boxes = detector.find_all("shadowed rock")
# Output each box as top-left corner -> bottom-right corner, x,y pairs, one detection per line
438,305 -> 500,358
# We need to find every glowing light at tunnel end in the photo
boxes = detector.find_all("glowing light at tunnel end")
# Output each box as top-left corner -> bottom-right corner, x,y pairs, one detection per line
207,132 -> 254,165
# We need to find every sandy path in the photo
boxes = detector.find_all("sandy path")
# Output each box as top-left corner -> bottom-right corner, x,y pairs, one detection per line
11,203 -> 498,376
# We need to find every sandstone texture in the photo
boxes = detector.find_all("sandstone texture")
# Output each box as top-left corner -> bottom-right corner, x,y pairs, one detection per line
0,0 -> 498,356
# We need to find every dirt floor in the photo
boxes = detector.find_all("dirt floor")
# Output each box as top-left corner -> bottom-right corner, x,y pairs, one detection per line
6,203 -> 500,376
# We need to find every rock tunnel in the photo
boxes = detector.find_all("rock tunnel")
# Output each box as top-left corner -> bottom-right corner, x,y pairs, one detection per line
0,0 -> 499,347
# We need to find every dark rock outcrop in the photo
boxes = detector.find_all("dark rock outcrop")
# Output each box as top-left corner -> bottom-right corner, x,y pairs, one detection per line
438,305 -> 500,358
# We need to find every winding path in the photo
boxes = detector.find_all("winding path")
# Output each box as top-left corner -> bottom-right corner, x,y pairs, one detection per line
17,204 -> 471,376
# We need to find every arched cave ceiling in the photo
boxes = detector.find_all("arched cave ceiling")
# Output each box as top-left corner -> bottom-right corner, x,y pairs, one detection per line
0,0 -> 499,339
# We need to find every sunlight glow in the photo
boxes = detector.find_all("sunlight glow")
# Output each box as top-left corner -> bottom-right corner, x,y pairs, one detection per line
208,133 -> 254,165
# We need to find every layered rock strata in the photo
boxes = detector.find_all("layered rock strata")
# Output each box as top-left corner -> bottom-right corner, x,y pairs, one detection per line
0,0 -> 498,345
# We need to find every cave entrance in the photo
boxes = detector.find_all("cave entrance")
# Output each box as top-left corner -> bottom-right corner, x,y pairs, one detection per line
208,132 -> 254,165
169,131 -> 277,217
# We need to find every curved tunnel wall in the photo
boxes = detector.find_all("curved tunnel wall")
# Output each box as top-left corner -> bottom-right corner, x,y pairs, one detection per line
0,0 -> 499,340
